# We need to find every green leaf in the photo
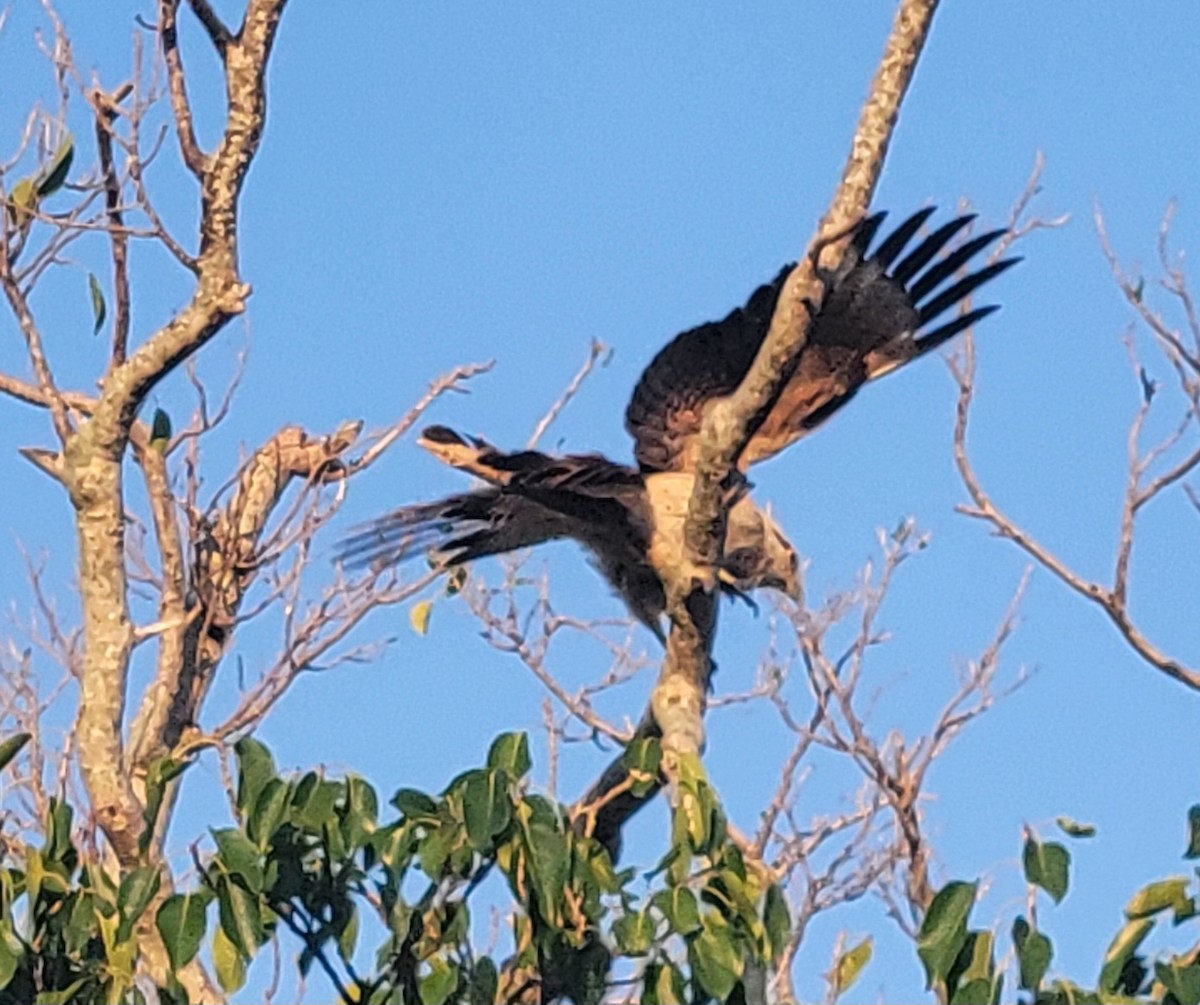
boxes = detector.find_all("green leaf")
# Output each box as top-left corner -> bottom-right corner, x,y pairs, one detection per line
1055,816 -> 1097,839
1023,836 -> 1070,904
417,822 -> 456,878
88,273 -> 106,336
690,916 -> 743,1002
645,960 -> 686,1004
44,796 -> 74,863
613,909 -> 657,956
831,936 -> 872,998
392,788 -> 439,820
8,177 -> 38,227
917,881 -> 977,989
217,877 -> 263,959
142,756 -> 191,852
488,732 -> 531,779
676,775 -> 724,855
1012,917 -> 1052,990
1156,959 -> 1200,1005
468,958 -> 498,1004
294,777 -> 341,832
409,599 -> 433,635
337,902 -> 359,963
213,922 -> 246,994
949,978 -> 993,1004
235,737 -> 277,815
462,770 -> 511,851
418,956 -> 457,1005
64,892 -> 97,955
156,890 -> 210,971
525,819 -> 569,927
945,931 -> 997,1004
1185,805 -> 1200,860
36,135 -> 74,197
0,921 -> 23,988
653,886 -> 701,936
0,733 -> 30,774
343,773 -> 379,850
622,737 -> 662,797
85,860 -> 118,908
1125,876 -> 1192,920
36,980 -> 91,1005
763,883 -> 791,959
149,408 -> 172,452
702,866 -> 758,939
116,866 -> 161,943
1098,917 -> 1153,993
248,778 -> 290,850
575,836 -> 621,896
211,828 -> 264,894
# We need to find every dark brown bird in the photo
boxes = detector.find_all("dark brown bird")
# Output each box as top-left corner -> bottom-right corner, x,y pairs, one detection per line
340,208 -> 1017,640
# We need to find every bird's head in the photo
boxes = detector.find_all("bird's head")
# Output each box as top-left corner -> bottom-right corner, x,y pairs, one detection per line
721,498 -> 803,605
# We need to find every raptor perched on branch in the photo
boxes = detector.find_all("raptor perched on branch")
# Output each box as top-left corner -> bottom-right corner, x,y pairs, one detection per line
341,208 -> 1017,640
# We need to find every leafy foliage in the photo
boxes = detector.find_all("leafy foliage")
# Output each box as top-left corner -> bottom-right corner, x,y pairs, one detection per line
0,797 -> 158,1004
2,730 -> 1196,1004
117,734 -> 788,1003
916,813 -> 1200,1005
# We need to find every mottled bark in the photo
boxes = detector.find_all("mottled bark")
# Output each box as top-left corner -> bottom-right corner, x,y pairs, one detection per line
127,425 -> 357,789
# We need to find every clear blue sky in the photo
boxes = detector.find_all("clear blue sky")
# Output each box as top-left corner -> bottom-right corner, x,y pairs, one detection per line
1,2 -> 1198,1001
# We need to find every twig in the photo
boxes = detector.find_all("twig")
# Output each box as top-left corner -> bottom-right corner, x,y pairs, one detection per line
88,85 -> 132,364
185,0 -> 232,53
350,361 -> 494,473
526,339 -> 607,448
951,191 -> 1200,693
159,0 -> 206,176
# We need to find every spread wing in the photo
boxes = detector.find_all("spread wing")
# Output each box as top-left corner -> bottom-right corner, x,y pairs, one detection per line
336,441 -> 669,637
624,208 -> 1019,472
338,442 -> 648,570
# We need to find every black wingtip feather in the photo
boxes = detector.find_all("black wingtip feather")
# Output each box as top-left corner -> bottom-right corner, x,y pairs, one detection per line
913,304 -> 1001,351
852,211 -> 888,255
871,206 -> 938,268
917,257 -> 1020,327
909,228 -> 1007,305
890,214 -> 976,286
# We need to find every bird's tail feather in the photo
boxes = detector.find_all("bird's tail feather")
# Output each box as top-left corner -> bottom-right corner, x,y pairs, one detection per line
337,490 -> 566,571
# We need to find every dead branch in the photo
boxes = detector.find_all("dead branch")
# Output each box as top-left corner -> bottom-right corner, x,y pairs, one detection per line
126,423 -> 356,778
350,361 -> 494,473
42,0 -> 286,871
951,205 -> 1200,692
186,0 -> 233,53
159,0 -> 205,176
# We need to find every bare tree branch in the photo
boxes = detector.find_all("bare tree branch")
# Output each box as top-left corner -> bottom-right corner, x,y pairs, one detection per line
527,339 -> 608,449
159,0 -> 206,176
88,84 -> 133,365
952,200 -> 1200,693
656,0 -> 943,771
186,0 -> 233,53
54,0 -> 290,869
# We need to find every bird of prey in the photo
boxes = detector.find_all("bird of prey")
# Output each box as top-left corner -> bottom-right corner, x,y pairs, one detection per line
341,208 -> 1017,640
